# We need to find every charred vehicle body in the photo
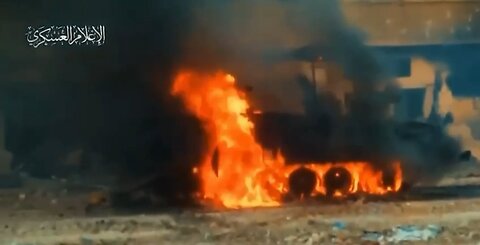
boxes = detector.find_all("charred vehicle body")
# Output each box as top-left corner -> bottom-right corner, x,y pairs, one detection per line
244,45 -> 472,199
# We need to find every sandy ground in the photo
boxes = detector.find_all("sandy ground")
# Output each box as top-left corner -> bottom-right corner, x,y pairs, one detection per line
2,162 -> 480,245
4,195 -> 480,244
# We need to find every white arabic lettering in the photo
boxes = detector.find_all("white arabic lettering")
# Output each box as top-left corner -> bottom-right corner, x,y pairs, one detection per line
26,25 -> 106,48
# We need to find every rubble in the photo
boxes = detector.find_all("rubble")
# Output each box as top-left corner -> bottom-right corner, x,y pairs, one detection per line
387,224 -> 443,243
331,220 -> 347,231
362,230 -> 384,242
361,224 -> 443,243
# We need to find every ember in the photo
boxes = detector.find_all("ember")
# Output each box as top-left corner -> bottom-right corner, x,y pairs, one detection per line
171,70 -> 403,209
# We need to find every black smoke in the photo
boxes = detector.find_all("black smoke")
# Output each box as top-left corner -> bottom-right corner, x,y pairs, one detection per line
1,0 -> 207,182
0,0 -> 466,194
207,0 -> 465,184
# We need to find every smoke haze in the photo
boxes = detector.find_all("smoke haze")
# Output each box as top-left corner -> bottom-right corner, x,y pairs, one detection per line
0,0 -> 466,187
177,0 -> 464,184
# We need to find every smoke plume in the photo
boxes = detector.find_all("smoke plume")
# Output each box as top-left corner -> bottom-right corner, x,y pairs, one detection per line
2,0 -> 465,188
176,0 -> 464,184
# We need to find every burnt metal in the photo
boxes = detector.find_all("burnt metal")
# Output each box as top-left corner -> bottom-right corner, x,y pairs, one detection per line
250,112 -> 339,163
252,112 -> 467,164
288,167 -> 317,199
211,146 -> 219,177
381,166 -> 398,190
324,166 -> 353,197
110,163 -> 201,211
403,184 -> 480,200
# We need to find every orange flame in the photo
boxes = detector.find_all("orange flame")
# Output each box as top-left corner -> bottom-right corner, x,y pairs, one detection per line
171,70 -> 402,209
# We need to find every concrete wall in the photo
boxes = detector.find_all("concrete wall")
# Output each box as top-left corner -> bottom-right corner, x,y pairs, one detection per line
342,0 -> 480,45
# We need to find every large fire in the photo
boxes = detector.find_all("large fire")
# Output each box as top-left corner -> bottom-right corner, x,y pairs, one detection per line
171,70 -> 403,208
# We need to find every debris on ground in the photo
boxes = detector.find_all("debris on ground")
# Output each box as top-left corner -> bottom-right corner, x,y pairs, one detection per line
361,224 -> 443,243
331,220 -> 346,231
362,230 -> 384,242
85,191 -> 109,213
387,224 -> 443,243
88,191 -> 108,206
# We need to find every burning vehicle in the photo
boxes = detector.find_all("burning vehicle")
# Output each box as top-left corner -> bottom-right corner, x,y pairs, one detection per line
166,64 -> 469,209
2,0 -> 473,214
3,0 -> 480,243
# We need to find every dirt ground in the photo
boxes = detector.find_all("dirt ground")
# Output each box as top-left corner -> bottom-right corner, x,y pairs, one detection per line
2,162 -> 480,245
